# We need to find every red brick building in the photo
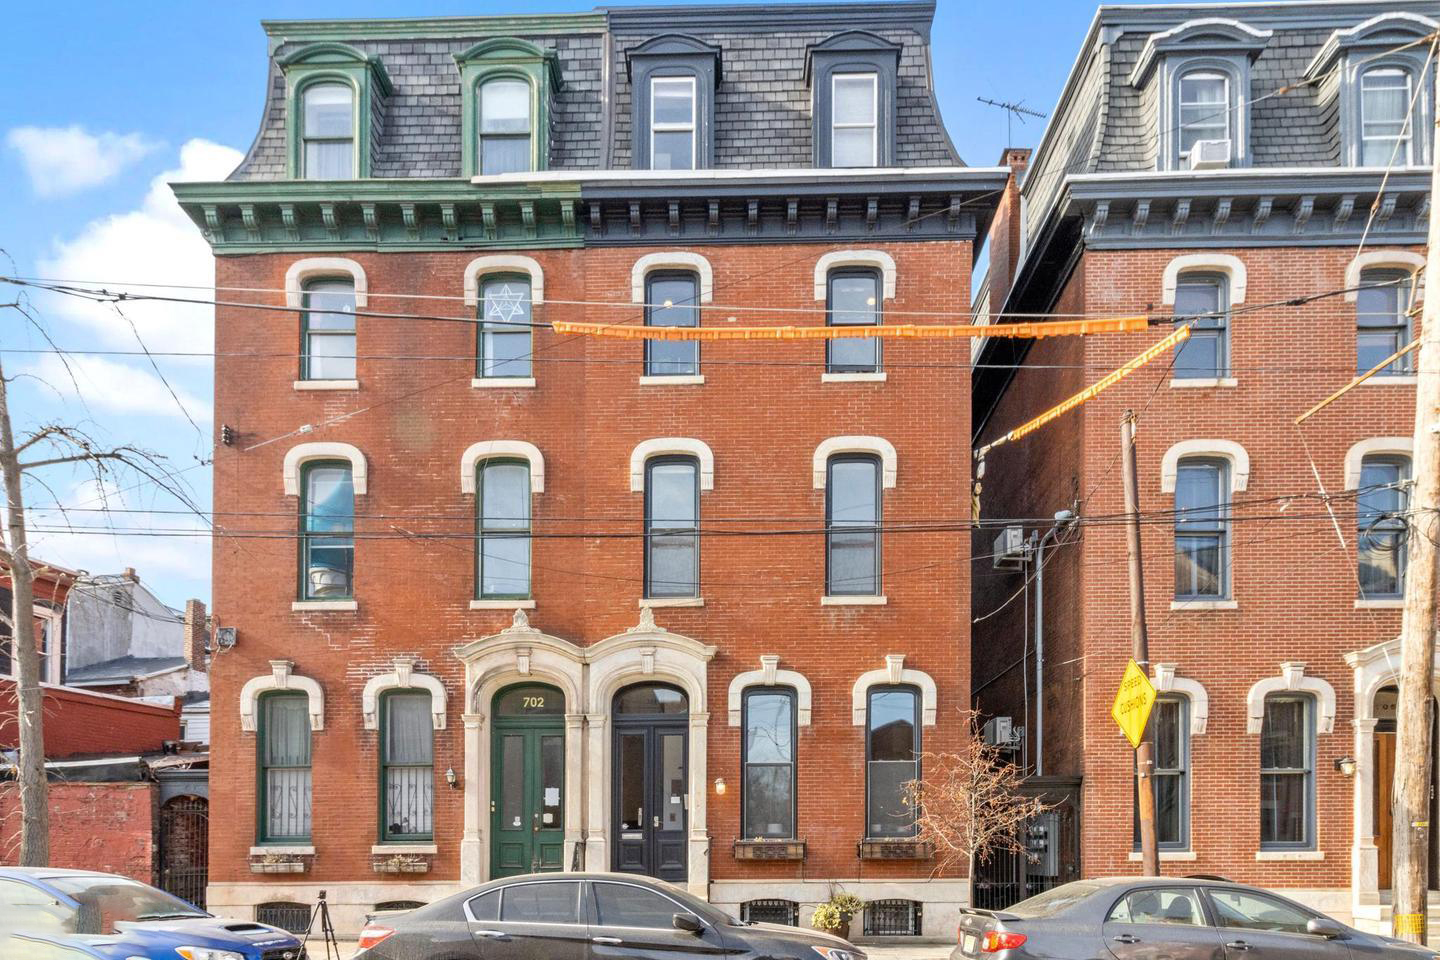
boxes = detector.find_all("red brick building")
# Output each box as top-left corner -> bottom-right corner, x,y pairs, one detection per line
177,2 -> 1004,936
971,0 -> 1435,929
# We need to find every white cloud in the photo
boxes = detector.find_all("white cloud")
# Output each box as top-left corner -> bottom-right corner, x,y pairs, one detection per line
34,138 -> 243,355
28,352 -> 212,423
6,126 -> 160,197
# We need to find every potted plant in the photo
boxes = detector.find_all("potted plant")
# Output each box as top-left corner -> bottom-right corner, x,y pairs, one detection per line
811,891 -> 864,942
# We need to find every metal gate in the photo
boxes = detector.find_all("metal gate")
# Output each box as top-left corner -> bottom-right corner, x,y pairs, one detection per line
159,795 -> 209,910
972,776 -> 1081,910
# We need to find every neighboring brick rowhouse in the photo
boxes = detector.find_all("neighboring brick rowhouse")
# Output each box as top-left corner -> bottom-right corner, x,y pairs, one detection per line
983,147 -> 1032,307
0,682 -> 181,758
0,782 -> 158,883
183,599 -> 209,673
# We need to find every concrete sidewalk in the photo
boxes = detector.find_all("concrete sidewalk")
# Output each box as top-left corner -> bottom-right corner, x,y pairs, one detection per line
326,940 -> 954,959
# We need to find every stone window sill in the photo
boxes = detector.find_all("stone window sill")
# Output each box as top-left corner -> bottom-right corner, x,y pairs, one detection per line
472,377 -> 536,389
639,596 -> 704,608
1169,599 -> 1238,611
470,599 -> 536,610
371,843 -> 438,855
1360,375 -> 1417,385
294,379 -> 359,391
1128,850 -> 1198,862
292,599 -> 359,612
1355,598 -> 1403,610
638,374 -> 705,386
822,371 -> 887,383
1169,377 -> 1237,389
1255,850 -> 1323,861
822,595 -> 888,606
250,845 -> 315,857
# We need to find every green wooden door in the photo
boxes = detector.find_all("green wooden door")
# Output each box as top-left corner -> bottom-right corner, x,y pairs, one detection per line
490,684 -> 565,878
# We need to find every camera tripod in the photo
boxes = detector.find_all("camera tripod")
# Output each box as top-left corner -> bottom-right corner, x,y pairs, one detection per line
300,889 -> 341,960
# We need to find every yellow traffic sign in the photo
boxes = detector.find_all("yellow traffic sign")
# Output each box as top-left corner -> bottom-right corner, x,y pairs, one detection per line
1111,659 -> 1158,749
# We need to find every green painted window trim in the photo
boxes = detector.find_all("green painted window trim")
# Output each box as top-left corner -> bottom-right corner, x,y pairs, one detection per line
455,38 -> 563,178
279,42 -> 393,179
378,690 -> 436,843
257,690 -> 313,845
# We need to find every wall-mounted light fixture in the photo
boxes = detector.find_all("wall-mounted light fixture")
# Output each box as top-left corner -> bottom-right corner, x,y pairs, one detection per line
446,767 -> 460,789
1334,756 -> 1357,777
714,777 -> 726,796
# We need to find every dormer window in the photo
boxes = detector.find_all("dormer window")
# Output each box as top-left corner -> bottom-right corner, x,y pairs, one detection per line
626,35 -> 721,171
454,38 -> 562,178
1360,67 -> 1412,166
1307,12 -> 1436,168
278,42 -> 391,180
1177,71 -> 1229,163
807,32 -> 900,169
832,73 -> 879,168
650,77 -> 697,171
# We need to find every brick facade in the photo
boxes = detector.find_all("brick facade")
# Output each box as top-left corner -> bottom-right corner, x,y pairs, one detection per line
0,782 -> 159,883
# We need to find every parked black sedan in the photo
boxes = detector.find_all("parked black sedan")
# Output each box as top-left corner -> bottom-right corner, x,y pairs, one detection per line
356,872 -> 863,960
954,877 -> 1440,959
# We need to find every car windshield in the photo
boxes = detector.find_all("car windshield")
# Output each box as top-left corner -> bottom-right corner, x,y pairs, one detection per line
1007,881 -> 1112,919
48,876 -> 207,933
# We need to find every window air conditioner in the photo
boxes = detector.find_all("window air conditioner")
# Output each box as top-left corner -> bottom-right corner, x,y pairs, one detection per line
1189,139 -> 1232,170
992,525 -> 1029,570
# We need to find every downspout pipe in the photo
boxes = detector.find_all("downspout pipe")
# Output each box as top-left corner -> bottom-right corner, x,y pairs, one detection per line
1033,509 -> 1076,778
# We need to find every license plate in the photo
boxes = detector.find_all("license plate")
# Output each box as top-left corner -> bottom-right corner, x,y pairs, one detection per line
962,933 -> 979,955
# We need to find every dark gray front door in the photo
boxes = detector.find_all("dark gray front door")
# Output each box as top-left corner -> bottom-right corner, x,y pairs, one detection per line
612,724 -> 688,882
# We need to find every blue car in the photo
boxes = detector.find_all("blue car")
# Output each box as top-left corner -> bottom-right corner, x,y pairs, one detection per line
0,867 -> 306,960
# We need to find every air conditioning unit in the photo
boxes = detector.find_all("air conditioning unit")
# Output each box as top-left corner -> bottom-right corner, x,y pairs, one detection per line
992,525 -> 1029,570
1189,139 -> 1232,170
983,716 -> 1019,748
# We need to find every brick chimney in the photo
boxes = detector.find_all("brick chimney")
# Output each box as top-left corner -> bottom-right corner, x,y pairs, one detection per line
984,146 -> 1033,310
182,599 -> 208,672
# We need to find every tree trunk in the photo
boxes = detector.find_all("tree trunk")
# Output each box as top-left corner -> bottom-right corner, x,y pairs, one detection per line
0,359 -> 49,865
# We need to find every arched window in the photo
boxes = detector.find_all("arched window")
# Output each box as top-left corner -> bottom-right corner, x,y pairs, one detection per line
300,81 -> 355,179
742,687 -> 796,840
1360,67 -> 1413,166
1356,268 -> 1415,375
1260,693 -> 1315,849
1357,454 -> 1410,597
479,77 -> 533,175
614,682 -> 689,716
299,277 -> 357,382
1177,70 -> 1228,161
478,275 -> 533,379
644,272 -> 701,378
258,692 -> 312,843
827,455 -> 882,597
300,461 -> 355,601
380,690 -> 435,842
826,268 -> 881,374
644,456 -> 700,599
865,685 -> 918,839
477,459 -> 532,601
1174,458 -> 1229,600
1172,273 -> 1228,379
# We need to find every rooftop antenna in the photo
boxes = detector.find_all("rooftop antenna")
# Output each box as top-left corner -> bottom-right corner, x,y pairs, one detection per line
977,97 -> 1048,146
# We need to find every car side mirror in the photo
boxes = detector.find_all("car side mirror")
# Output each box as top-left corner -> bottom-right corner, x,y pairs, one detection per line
1307,917 -> 1345,939
672,913 -> 705,934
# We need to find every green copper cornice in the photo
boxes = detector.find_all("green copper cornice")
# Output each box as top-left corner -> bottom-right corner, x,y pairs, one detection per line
263,13 -> 607,50
171,179 -> 584,254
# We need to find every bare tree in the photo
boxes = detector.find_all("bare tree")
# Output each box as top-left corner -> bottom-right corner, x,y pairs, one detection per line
0,294 -> 198,865
904,712 -> 1052,903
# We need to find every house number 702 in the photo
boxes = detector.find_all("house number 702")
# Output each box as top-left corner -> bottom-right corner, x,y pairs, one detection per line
524,696 -> 545,709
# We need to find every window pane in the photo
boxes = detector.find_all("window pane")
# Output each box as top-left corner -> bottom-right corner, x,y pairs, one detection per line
1173,277 -> 1225,377
304,281 -> 356,330
594,883 -> 683,929
828,272 -> 881,369
303,83 -> 353,138
470,891 -> 499,922
867,759 -> 917,837
830,460 -> 879,524
482,462 -> 530,531
1260,697 -> 1311,847
306,335 -> 356,381
1152,699 -> 1183,770
647,460 -> 698,598
652,79 -> 695,125
829,529 -> 878,595
481,136 -> 532,176
869,689 -> 916,761
384,765 -> 433,837
304,465 -> 354,599
646,276 -> 699,374
745,693 -> 793,764
263,695 -> 311,841
660,733 -> 685,831
540,735 -> 563,828
651,131 -> 694,170
832,127 -> 876,167
304,142 -> 351,180
614,684 -> 688,715
500,734 -> 524,829
649,461 -> 697,524
833,75 -> 876,124
744,764 -> 794,838
1209,890 -> 1312,935
1260,699 -> 1306,769
481,537 -> 530,598
1357,270 -> 1412,375
1178,73 -> 1228,154
480,80 -> 531,133
501,882 -> 579,924
1155,773 -> 1183,845
1359,457 -> 1408,596
1121,890 -> 1203,926
386,694 -> 433,764
265,696 -> 311,766
306,466 -> 354,531
1362,69 -> 1410,165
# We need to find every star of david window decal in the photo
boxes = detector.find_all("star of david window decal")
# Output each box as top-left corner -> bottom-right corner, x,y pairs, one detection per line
485,283 -> 530,326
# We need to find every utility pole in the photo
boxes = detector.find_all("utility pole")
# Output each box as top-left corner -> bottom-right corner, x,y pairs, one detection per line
1391,67 -> 1440,945
1122,410 -> 1159,876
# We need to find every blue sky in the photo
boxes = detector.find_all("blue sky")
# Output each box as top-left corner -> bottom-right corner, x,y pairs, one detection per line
0,0 -> 1192,607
